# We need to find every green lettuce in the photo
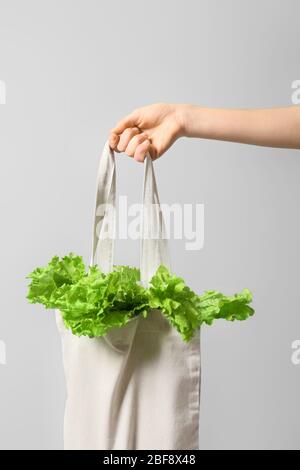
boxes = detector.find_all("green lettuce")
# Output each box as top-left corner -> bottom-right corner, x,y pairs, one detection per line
27,256 -> 149,337
149,266 -> 254,341
148,265 -> 201,341
26,254 -> 86,309
26,254 -> 254,341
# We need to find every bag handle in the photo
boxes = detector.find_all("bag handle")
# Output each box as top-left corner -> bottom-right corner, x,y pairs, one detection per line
140,152 -> 170,283
92,141 -> 170,284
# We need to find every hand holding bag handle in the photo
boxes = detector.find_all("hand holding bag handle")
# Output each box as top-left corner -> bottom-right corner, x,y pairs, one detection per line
92,141 -> 170,352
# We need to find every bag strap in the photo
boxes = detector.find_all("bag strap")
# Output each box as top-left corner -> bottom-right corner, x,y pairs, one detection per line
92,141 -> 170,284
92,141 -> 116,274
140,154 -> 170,283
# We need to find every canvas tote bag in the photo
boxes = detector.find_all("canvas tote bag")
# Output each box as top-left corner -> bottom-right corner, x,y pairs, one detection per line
56,142 -> 201,450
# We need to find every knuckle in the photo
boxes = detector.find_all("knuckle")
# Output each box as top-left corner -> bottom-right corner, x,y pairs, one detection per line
134,133 -> 145,144
122,128 -> 132,138
126,148 -> 134,157
141,138 -> 150,147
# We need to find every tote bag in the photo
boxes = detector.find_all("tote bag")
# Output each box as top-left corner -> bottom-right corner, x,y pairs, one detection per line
56,142 -> 201,450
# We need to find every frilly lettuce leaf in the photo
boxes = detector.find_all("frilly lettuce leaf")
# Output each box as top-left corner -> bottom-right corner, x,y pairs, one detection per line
148,265 -> 201,341
149,266 -> 254,341
26,255 -> 254,341
196,289 -> 254,325
26,254 -> 86,308
27,255 -> 149,338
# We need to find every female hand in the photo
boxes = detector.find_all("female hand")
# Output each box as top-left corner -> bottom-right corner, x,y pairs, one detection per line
109,103 -> 186,162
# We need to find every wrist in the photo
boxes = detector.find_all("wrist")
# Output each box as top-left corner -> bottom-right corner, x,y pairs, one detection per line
175,104 -> 203,138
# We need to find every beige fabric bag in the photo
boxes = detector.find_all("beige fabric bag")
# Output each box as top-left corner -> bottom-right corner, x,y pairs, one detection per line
56,142 -> 201,450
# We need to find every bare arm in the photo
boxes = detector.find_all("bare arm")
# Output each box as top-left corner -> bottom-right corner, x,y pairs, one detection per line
109,103 -> 300,162
183,106 -> 300,149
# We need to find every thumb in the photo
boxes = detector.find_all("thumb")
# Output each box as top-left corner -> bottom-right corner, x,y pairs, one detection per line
111,110 -> 140,135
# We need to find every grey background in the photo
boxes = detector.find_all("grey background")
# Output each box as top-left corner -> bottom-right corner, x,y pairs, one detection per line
0,0 -> 299,450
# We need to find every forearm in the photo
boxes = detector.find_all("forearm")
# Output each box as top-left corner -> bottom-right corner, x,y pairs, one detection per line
180,106 -> 300,149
